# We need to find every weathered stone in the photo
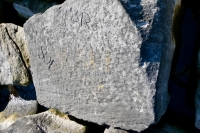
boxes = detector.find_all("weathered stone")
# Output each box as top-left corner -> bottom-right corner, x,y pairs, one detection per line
3,109 -> 87,133
0,95 -> 37,130
0,23 -> 30,86
24,0 -> 178,131
104,127 -> 128,133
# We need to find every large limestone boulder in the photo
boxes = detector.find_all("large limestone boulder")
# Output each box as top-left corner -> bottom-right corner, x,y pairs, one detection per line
0,94 -> 37,130
0,23 -> 30,86
3,108 -> 87,133
24,0 -> 178,131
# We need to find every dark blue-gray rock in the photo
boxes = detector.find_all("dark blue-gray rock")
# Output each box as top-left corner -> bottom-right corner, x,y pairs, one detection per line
0,23 -> 30,86
0,0 -> 3,22
24,0 -> 178,131
2,109 -> 87,133
12,0 -> 60,20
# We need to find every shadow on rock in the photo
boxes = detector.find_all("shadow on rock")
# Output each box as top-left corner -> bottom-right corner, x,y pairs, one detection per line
15,83 -> 36,100
67,114 -> 107,133
0,86 -> 9,112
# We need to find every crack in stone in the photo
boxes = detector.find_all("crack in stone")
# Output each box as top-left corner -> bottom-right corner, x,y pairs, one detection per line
5,26 -> 31,82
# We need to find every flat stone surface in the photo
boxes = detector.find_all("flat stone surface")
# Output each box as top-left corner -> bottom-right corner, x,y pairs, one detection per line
24,0 -> 176,131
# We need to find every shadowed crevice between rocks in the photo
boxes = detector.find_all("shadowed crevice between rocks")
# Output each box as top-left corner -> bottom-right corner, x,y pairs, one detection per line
67,114 -> 107,133
169,0 -> 200,115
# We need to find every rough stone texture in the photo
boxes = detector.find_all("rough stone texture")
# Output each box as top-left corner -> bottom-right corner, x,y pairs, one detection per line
2,109 -> 87,133
104,127 -> 128,133
0,95 -> 37,130
12,0 -> 59,20
0,23 -> 30,86
24,0 -> 177,131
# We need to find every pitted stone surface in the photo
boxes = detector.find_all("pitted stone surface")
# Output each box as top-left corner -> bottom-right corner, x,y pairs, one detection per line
24,0 -> 176,131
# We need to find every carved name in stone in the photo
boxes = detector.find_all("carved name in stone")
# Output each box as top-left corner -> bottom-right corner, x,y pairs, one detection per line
24,0 -> 175,131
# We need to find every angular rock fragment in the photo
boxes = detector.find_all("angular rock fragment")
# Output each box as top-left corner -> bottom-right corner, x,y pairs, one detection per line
3,109 -> 87,133
0,94 -> 37,130
24,0 -> 178,131
0,23 -> 30,86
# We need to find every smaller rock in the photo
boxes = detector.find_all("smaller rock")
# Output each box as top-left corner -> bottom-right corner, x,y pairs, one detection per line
104,127 -> 128,133
0,94 -> 37,130
4,108 -> 87,133
0,23 -> 30,86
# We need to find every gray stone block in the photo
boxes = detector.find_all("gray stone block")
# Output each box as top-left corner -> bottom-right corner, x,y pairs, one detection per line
24,0 -> 178,131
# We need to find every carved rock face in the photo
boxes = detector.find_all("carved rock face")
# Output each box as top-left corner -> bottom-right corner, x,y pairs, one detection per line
24,0 -> 176,131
